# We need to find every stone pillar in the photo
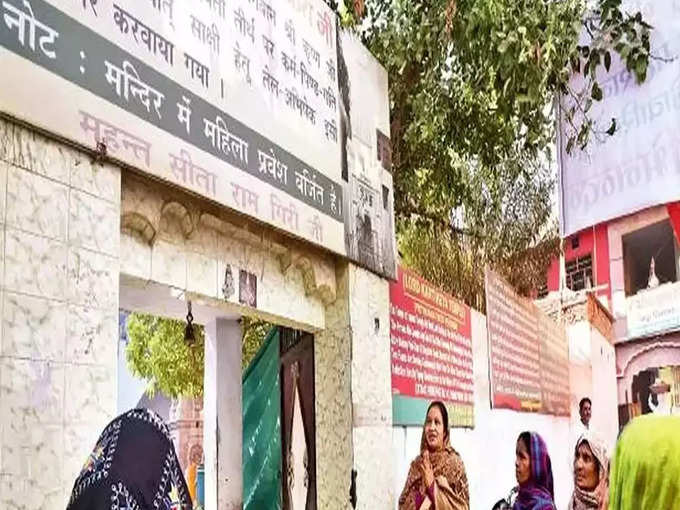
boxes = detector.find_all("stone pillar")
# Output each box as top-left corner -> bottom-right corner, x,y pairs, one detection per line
315,264 -> 353,510
347,265 -> 394,509
203,318 -> 242,510
0,119 -> 121,508
314,263 -> 393,510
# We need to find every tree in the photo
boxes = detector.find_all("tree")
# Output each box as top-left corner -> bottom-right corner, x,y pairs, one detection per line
241,316 -> 274,371
125,313 -> 273,398
325,0 -> 651,304
126,313 -> 205,398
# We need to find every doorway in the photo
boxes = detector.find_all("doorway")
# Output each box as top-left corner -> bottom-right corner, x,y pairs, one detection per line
280,328 -> 317,510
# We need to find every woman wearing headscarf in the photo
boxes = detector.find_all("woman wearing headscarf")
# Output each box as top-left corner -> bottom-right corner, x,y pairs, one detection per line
66,408 -> 192,510
398,401 -> 470,510
609,415 -> 680,510
513,431 -> 556,510
569,432 -> 609,510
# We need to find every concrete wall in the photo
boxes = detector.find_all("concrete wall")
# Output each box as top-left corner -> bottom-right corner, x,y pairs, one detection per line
607,204 -> 671,337
315,264 -> 354,510
547,225 -> 611,306
393,310 -> 574,510
567,318 -> 618,451
314,262 -> 394,510
590,327 -> 619,452
348,265 -> 393,509
0,117 -> 349,509
119,173 -> 336,332
0,118 -> 121,509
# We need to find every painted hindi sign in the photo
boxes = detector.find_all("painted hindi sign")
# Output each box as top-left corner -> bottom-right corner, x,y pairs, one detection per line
626,282 -> 680,340
390,266 -> 474,428
0,0 -> 396,278
485,268 -> 570,416
558,0 -> 680,237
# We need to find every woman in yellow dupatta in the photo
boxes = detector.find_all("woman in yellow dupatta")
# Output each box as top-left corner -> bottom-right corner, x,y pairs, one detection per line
398,401 -> 470,510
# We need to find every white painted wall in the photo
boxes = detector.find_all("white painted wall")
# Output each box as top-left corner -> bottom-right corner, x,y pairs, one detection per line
203,319 -> 243,510
590,329 -> 619,452
392,310 -> 574,510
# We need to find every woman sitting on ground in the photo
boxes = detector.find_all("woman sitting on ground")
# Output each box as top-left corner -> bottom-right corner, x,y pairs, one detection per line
398,401 -> 470,510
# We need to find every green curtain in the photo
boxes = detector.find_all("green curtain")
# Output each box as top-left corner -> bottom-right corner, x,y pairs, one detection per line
242,327 -> 282,510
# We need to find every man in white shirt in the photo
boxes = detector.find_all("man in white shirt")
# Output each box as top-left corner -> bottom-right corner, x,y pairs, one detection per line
568,397 -> 592,472
578,397 -> 592,433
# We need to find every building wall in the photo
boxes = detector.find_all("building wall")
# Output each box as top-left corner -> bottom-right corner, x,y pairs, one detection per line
589,327 -> 619,452
168,398 -> 204,472
616,332 -> 680,405
314,262 -> 394,510
348,265 -> 393,509
0,118 -> 121,509
546,224 -> 611,306
607,204 -> 671,337
0,117 -> 353,509
119,173 -> 337,332
315,264 -> 353,510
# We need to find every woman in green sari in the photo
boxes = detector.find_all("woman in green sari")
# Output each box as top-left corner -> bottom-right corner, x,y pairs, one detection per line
609,414 -> 680,510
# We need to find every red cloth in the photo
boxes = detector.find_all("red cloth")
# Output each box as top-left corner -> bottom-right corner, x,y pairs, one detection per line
669,202 -> 680,244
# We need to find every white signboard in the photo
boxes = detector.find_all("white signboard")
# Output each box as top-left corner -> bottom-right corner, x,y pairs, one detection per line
558,0 -> 680,237
0,0 -> 397,278
627,281 -> 680,339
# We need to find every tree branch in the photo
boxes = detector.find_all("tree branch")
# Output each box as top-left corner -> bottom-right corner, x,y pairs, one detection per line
399,204 -> 486,240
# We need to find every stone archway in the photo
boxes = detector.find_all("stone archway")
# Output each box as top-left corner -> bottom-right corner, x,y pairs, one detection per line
618,339 -> 680,405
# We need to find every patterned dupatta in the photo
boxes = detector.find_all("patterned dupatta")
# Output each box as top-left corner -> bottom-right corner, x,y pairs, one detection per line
66,409 -> 192,510
513,432 -> 556,510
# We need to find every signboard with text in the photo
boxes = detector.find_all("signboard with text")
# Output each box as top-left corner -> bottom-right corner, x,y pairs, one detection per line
390,266 -> 474,428
558,0 -> 680,237
627,282 -> 680,340
485,268 -> 570,416
0,0 -> 396,278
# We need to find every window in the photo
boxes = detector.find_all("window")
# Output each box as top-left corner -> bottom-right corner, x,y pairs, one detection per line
623,219 -> 679,296
565,254 -> 593,291
382,185 -> 389,210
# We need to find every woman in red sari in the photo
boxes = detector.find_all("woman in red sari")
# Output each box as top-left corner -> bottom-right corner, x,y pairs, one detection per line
398,401 -> 469,510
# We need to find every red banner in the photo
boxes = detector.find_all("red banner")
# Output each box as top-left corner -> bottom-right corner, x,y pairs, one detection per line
390,266 -> 474,422
485,268 -> 570,416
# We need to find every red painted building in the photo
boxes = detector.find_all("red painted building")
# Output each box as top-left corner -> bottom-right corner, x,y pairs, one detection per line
543,202 -> 680,428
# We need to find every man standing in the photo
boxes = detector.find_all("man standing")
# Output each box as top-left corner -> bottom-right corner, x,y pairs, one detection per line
568,397 -> 592,472
579,397 -> 592,431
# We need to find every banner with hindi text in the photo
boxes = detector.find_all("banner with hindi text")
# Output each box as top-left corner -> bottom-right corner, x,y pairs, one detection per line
0,0 -> 396,278
390,266 -> 474,428
485,268 -> 570,416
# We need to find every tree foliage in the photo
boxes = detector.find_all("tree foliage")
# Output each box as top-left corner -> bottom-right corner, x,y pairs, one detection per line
241,316 -> 274,370
125,313 -> 273,398
324,0 -> 651,304
126,313 -> 205,398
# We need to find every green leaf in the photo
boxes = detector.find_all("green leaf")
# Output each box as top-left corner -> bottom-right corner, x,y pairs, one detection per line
604,51 -> 612,72
635,57 -> 648,82
592,82 -> 603,101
